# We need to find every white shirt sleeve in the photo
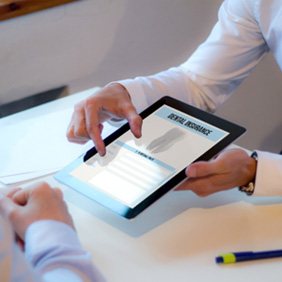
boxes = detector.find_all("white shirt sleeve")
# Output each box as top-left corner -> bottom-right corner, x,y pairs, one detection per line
119,0 -> 268,113
0,216 -> 39,282
253,151 -> 282,196
24,220 -> 101,282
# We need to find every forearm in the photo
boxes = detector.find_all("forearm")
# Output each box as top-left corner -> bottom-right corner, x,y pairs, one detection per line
25,220 -> 98,282
119,67 -> 226,114
119,0 -> 268,114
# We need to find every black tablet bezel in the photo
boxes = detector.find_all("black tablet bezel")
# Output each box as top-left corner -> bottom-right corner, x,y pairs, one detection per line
55,96 -> 246,219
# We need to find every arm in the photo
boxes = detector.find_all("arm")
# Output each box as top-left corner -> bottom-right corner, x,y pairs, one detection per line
66,0 -> 278,197
0,215 -> 39,282
0,183 -> 99,282
175,148 -> 257,196
175,149 -> 282,197
67,0 -> 268,154
67,83 -> 142,156
119,0 -> 268,113
25,221 -> 99,282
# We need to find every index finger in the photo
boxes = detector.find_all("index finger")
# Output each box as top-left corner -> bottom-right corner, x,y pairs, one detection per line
125,107 -> 143,139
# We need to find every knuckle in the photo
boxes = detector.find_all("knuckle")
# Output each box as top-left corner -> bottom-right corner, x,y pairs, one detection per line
54,188 -> 63,199
74,101 -> 85,111
84,97 -> 97,110
84,99 -> 91,109
66,132 -> 74,142
7,209 -> 19,222
192,183 -> 210,197
35,182 -> 52,194
66,127 -> 74,139
135,115 -> 143,124
197,191 -> 210,197
73,126 -> 86,138
68,124 -> 89,141
85,123 -> 94,136
128,113 -> 142,125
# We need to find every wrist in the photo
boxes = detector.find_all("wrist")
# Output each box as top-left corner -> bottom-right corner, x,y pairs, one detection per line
106,82 -> 131,99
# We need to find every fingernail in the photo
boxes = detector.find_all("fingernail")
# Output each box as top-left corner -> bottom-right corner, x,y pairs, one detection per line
99,149 -> 106,157
187,166 -> 196,178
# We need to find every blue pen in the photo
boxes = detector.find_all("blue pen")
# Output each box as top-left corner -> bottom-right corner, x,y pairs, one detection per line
215,249 -> 282,264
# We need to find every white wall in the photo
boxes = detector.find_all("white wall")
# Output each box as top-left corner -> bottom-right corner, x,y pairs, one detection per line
0,0 -> 281,153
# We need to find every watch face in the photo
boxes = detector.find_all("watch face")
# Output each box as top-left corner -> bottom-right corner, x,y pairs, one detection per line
239,182 -> 255,195
251,151 -> 258,160
239,151 -> 257,196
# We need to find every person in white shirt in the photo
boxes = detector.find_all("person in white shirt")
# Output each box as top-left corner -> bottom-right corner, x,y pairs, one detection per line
0,182 -> 100,282
66,0 -> 282,197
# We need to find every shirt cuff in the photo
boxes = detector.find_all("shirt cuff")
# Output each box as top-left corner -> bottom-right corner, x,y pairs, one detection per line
117,78 -> 149,113
252,150 -> 282,196
24,220 -> 81,264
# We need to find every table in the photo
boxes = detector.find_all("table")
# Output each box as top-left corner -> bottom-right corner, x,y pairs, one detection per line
1,88 -> 282,282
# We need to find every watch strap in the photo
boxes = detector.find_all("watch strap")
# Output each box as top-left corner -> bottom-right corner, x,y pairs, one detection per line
238,151 -> 258,196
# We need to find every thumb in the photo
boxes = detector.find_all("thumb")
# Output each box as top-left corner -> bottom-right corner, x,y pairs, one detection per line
186,159 -> 222,178
12,189 -> 29,206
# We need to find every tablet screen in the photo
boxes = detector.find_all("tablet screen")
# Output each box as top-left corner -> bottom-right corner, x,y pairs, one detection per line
70,104 -> 229,209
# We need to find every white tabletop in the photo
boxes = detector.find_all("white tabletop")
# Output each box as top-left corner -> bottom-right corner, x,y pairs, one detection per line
1,89 -> 282,282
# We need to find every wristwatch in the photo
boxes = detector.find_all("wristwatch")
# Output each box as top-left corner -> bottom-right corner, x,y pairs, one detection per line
238,151 -> 258,196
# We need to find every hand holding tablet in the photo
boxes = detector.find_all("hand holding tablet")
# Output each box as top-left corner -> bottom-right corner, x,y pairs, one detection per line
56,96 -> 245,219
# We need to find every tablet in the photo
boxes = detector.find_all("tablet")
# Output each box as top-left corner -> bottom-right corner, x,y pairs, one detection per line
55,96 -> 246,219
